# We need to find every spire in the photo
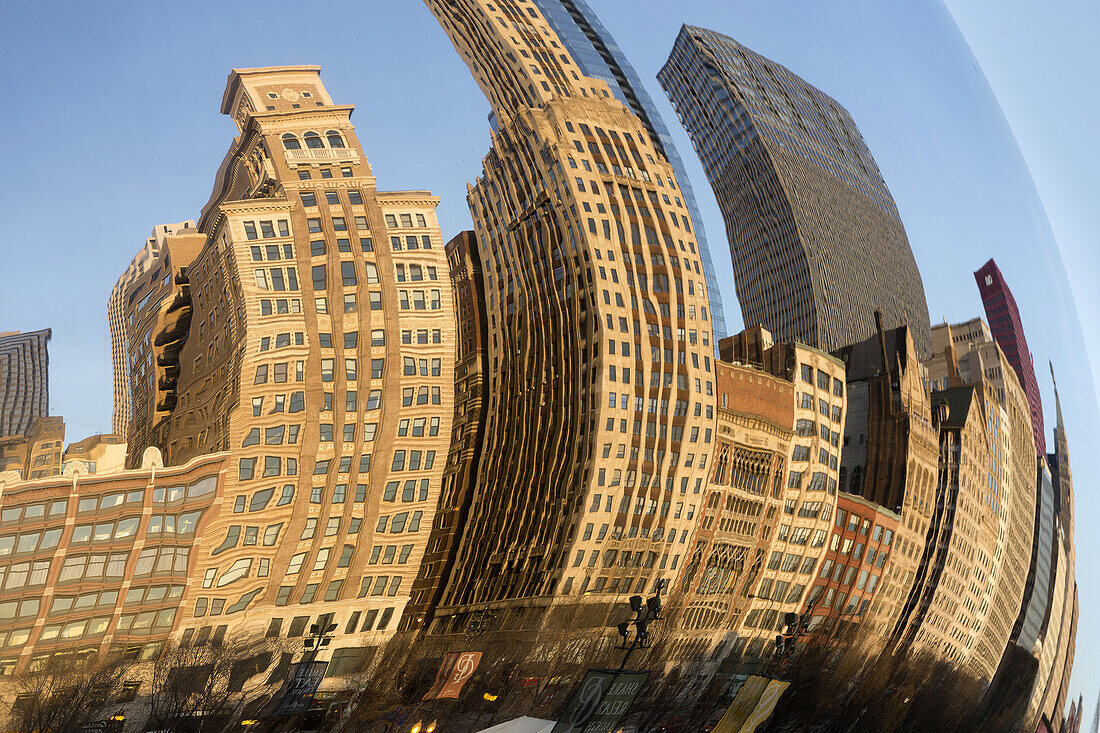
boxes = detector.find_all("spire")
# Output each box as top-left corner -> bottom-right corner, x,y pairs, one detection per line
1050,361 -> 1065,433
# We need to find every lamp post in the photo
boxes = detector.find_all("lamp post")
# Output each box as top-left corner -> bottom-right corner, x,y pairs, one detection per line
304,616 -> 338,662
773,602 -> 813,660
613,579 -> 666,671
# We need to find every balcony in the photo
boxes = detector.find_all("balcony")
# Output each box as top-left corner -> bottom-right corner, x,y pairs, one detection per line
285,147 -> 359,163
156,391 -> 177,412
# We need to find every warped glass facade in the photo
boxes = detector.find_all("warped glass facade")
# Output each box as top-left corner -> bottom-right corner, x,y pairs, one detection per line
1018,462 -> 1055,652
531,0 -> 727,344
659,26 -> 933,357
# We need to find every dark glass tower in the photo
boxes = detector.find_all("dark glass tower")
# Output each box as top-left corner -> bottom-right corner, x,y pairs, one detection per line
974,258 -> 1044,454
0,329 -> 51,438
658,26 -> 932,356
530,0 -> 728,343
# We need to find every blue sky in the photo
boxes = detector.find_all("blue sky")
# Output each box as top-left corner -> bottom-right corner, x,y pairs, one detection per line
0,0 -> 1095,715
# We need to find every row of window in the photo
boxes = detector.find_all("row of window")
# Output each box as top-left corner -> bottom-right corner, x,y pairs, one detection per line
794,419 -> 841,447
0,560 -> 50,594
800,363 -> 845,397
250,242 -> 293,261
398,289 -> 444,310
798,392 -> 843,423
213,524 -> 283,556
0,479 -> 216,525
301,189 -> 364,207
253,267 -> 299,291
242,424 -> 300,448
834,509 -> 894,544
767,551 -> 819,575
259,298 -> 301,316
580,521 -> 691,544
311,260 -> 379,289
192,589 -> 261,618
253,361 -> 304,385
265,608 -> 395,644
384,213 -> 428,229
310,236 -> 373,256
307,215 -> 369,234
282,131 -> 345,150
366,544 -> 415,566
0,528 -> 62,557
774,524 -> 828,547
297,166 -> 355,180
258,332 -> 305,351
243,219 -> 290,240
390,235 -> 434,251
395,263 -> 439,282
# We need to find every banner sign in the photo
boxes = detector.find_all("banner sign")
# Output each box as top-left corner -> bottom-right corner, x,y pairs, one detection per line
423,651 -> 483,700
738,679 -> 789,733
272,660 -> 328,717
551,669 -> 649,733
712,675 -> 790,733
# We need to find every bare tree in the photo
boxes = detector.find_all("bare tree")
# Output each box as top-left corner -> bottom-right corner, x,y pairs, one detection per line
8,652 -> 131,733
757,624 -> 987,733
146,636 -> 276,733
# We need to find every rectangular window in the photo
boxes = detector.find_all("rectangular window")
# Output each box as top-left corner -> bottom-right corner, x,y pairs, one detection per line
341,261 -> 357,286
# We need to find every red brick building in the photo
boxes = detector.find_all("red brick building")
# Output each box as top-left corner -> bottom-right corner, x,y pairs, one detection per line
804,492 -> 899,630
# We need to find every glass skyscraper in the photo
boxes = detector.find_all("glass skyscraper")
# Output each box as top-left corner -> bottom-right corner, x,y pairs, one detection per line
659,26 -> 933,356
530,0 -> 728,343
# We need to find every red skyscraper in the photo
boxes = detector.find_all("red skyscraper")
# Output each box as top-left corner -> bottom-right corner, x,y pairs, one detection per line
974,258 -> 1045,454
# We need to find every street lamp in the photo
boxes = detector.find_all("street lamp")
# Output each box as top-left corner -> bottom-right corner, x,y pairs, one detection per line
304,618 -> 338,661
773,603 -> 813,658
613,579 -> 666,671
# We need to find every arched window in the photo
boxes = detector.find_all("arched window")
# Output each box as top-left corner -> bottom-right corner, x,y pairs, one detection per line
326,130 -> 346,149
281,134 -> 301,151
303,132 -> 324,149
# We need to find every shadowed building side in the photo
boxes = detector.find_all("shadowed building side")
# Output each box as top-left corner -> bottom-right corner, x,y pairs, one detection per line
402,231 -> 490,634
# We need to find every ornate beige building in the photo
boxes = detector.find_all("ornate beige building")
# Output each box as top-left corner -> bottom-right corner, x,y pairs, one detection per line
674,358 -> 793,660
0,416 -> 65,481
720,327 -> 846,657
424,0 -> 718,631
115,67 -> 455,662
893,320 -> 1036,682
0,450 -> 229,675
